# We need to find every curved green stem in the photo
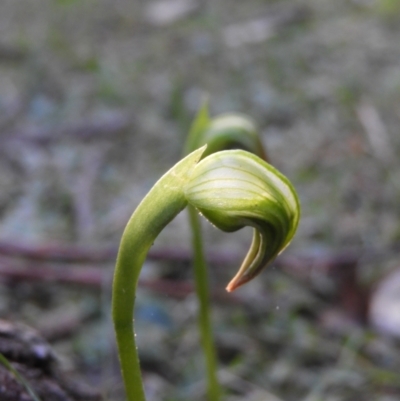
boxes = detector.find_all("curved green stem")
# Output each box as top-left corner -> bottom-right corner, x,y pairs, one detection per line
112,148 -> 205,401
188,205 -> 221,401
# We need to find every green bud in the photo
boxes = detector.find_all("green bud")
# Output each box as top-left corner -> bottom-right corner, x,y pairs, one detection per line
184,102 -> 268,161
199,114 -> 267,160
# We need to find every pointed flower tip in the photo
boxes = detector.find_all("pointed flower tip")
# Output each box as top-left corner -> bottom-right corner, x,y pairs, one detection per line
225,274 -> 249,292
225,282 -> 237,293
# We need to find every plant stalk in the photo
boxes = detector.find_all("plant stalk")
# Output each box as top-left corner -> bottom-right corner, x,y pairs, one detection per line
112,148 -> 205,401
188,205 -> 221,401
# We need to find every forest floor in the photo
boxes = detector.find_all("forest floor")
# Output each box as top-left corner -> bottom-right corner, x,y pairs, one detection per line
1,0 -> 400,400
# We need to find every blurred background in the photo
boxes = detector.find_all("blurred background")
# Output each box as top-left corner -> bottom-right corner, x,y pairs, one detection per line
0,0 -> 400,400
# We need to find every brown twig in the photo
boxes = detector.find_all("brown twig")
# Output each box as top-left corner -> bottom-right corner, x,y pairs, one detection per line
0,259 -> 190,297
0,258 -> 233,302
0,240 -> 234,264
0,239 -> 359,271
0,241 -> 117,263
0,240 -> 370,320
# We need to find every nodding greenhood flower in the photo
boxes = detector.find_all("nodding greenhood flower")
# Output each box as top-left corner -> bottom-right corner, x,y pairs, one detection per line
185,149 -> 300,291
113,145 -> 300,401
